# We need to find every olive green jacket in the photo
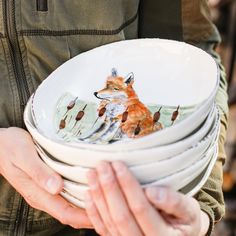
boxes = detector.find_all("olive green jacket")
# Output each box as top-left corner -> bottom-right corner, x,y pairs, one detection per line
0,0 -> 228,235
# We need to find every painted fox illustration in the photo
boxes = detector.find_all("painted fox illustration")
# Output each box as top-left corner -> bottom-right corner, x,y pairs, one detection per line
94,69 -> 163,138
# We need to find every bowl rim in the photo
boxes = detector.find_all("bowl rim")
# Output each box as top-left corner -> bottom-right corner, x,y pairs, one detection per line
60,143 -> 218,208
31,38 -> 220,150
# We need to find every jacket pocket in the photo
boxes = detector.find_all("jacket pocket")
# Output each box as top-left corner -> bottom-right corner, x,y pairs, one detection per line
20,0 -> 139,32
36,0 -> 48,12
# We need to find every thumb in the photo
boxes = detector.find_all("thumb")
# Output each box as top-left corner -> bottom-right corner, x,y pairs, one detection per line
0,128 -> 63,195
12,144 -> 63,195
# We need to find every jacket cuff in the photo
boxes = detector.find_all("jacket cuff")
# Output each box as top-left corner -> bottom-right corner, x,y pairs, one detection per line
199,201 -> 215,236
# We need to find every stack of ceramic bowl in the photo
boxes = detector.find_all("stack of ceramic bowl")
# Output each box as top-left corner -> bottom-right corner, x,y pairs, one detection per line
24,39 -> 221,208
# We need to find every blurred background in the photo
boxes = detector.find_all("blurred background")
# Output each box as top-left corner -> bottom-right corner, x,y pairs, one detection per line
209,0 -> 236,235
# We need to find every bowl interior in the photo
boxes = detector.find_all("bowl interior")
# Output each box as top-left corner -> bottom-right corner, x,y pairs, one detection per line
32,38 -> 218,144
24,94 -> 220,168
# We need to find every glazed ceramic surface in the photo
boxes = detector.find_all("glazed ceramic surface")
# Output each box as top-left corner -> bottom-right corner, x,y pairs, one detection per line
63,180 -> 87,201
60,145 -> 218,208
32,38 -> 219,151
24,96 -> 219,167
60,190 -> 85,208
185,141 -> 219,197
54,92 -> 196,144
36,120 -> 219,185
25,99 -> 219,167
143,144 -> 216,189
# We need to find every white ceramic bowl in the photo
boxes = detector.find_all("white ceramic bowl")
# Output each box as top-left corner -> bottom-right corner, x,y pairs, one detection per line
60,190 -> 85,208
184,138 -> 219,197
143,144 -> 216,189
36,119 -> 219,184
60,144 -> 218,208
63,180 -> 87,201
32,38 -> 219,151
24,96 -> 219,167
61,161 -> 213,209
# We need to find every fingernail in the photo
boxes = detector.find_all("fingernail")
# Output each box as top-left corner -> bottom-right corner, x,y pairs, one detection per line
112,161 -> 126,176
97,162 -> 113,182
146,187 -> 166,202
46,176 -> 61,194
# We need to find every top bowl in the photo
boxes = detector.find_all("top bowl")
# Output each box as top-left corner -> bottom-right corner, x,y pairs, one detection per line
32,38 -> 219,151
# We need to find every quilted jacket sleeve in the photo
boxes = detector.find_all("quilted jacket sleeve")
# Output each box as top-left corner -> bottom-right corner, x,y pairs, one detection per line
182,1 -> 229,235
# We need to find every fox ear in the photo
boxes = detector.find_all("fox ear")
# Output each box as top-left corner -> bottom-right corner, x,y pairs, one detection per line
111,68 -> 118,77
125,72 -> 134,85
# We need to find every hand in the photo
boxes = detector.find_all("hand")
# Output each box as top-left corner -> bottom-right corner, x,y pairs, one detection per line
85,161 -> 209,236
0,127 -> 92,229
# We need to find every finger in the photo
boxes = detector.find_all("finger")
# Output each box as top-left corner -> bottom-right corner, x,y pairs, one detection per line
95,162 -> 144,236
87,170 -> 121,236
85,190 -> 111,236
11,141 -> 63,195
112,161 -> 170,236
0,129 -> 63,195
4,162 -> 92,229
145,187 -> 200,223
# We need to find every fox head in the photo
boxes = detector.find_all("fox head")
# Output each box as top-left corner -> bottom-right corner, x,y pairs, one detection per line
94,68 -> 136,101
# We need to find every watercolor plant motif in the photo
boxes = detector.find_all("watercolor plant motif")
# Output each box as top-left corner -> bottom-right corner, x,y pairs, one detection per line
54,69 -> 196,144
